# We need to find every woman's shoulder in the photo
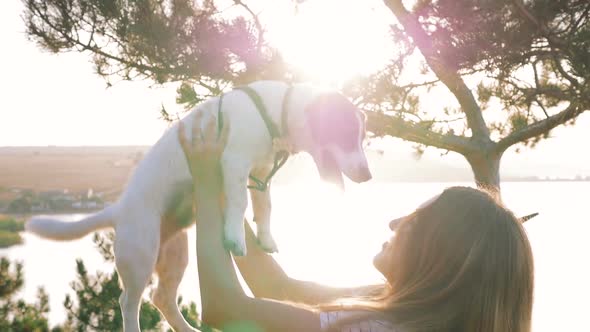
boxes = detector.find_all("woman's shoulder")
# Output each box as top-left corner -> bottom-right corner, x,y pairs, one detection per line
319,310 -> 399,332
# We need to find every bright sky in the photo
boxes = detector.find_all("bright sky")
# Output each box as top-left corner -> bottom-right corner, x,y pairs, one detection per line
1,0 -> 589,176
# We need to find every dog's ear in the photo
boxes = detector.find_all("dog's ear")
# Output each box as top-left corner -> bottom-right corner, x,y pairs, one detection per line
304,95 -> 331,142
304,94 -> 361,152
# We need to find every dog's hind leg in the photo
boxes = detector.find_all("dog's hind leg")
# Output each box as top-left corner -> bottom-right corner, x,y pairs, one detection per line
153,230 -> 198,332
249,168 -> 278,253
115,213 -> 160,332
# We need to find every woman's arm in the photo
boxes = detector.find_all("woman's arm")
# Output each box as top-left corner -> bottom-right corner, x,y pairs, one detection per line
179,117 -> 323,331
195,184 -> 321,331
235,222 -> 384,305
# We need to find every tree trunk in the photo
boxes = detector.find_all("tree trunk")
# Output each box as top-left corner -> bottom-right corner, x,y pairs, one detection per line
465,151 -> 503,197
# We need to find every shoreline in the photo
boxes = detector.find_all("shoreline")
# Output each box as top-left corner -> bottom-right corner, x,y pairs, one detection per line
2,209 -> 101,219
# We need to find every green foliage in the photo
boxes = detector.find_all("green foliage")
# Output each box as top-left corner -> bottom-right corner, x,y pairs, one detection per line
0,216 -> 24,249
350,0 -> 589,153
509,113 -> 529,132
2,288 -> 52,332
91,232 -> 115,263
476,83 -> 492,109
0,257 -> 23,297
176,82 -> 203,110
23,0 -> 285,91
0,217 -> 25,233
62,259 -> 159,331
0,231 -> 23,249
7,196 -> 32,214
177,297 -> 199,329
160,104 -> 174,124
0,257 -> 55,331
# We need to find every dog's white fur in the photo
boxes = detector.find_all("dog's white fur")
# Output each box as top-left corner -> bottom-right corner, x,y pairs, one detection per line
26,81 -> 369,332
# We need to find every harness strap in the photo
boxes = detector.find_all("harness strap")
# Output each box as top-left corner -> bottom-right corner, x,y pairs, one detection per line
237,86 -> 281,139
248,150 -> 290,192
217,84 -> 294,192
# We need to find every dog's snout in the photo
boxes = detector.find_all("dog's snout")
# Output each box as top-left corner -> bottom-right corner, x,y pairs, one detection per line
359,167 -> 372,182
350,166 -> 372,183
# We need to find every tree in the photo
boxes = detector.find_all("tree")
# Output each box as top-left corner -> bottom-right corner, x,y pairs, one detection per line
23,0 -> 287,105
23,0 -> 590,193
0,257 -> 57,332
348,0 -> 589,193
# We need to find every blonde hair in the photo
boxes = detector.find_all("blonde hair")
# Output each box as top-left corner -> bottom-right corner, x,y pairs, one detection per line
327,187 -> 534,332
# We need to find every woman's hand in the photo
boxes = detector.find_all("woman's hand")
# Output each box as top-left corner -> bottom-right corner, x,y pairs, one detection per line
178,113 -> 229,192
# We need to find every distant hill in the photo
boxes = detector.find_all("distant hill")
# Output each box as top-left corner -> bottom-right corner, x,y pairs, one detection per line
0,146 -> 582,197
0,146 -> 147,197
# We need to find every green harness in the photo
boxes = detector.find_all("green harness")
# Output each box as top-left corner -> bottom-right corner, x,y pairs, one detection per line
217,85 -> 294,192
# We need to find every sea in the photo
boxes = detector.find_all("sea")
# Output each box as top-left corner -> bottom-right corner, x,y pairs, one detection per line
1,181 -> 589,332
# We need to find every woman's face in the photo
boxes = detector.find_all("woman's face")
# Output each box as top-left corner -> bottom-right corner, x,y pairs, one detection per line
373,194 -> 441,281
373,230 -> 397,280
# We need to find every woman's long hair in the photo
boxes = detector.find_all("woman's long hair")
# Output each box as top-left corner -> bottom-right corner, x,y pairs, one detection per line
329,186 -> 534,332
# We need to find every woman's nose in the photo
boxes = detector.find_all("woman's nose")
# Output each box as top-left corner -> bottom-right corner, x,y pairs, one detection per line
389,217 -> 403,230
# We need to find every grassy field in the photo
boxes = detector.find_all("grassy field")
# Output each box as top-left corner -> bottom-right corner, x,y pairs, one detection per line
0,215 -> 24,248
0,146 -> 148,197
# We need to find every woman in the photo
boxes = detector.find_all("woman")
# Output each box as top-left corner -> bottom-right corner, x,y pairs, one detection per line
178,117 -> 534,332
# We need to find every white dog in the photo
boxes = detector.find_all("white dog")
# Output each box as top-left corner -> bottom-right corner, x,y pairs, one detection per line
26,80 -> 372,332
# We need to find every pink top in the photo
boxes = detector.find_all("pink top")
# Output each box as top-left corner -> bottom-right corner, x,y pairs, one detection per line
319,311 -> 397,332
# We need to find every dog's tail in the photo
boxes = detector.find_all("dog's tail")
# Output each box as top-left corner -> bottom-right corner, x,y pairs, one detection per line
26,204 -> 117,241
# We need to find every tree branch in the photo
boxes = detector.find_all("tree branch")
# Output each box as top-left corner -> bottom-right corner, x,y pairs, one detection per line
233,0 -> 265,51
497,103 -> 588,152
511,0 -> 566,49
382,0 -> 491,141
571,3 -> 590,32
551,56 -> 581,89
511,0 -> 582,88
29,1 -> 168,77
398,78 -> 441,90
366,111 -> 475,154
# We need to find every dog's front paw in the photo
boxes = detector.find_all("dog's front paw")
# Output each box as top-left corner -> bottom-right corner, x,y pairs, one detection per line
257,231 -> 278,253
223,224 -> 247,256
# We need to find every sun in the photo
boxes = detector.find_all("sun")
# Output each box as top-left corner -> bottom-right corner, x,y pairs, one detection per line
264,0 -> 394,85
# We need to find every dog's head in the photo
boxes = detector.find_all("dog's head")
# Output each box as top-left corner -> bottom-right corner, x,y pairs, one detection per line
303,93 -> 372,188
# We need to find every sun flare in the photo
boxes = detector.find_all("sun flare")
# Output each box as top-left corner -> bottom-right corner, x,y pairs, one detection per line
265,0 -> 394,85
